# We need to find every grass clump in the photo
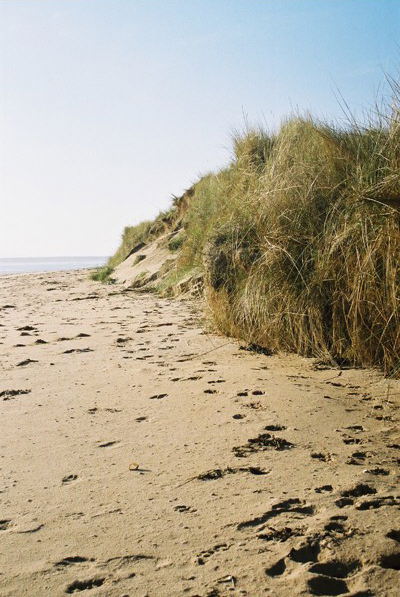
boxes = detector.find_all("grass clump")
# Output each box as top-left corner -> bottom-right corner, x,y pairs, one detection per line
102,192 -> 192,272
90,221 -> 154,283
168,230 -> 186,252
108,221 -> 153,269
106,82 -> 400,376
90,266 -> 115,283
176,93 -> 400,375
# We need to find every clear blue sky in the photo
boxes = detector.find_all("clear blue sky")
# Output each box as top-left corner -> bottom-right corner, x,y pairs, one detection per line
1,0 -> 399,257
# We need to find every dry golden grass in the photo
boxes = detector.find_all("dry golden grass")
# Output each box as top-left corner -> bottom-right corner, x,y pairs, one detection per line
185,110 -> 400,375
106,92 -> 400,376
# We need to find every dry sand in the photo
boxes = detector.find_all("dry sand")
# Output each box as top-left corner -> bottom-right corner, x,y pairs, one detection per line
0,270 -> 399,597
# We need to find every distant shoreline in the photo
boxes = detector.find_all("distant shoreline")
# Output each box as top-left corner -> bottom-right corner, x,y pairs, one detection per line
0,256 -> 107,276
0,266 -> 99,278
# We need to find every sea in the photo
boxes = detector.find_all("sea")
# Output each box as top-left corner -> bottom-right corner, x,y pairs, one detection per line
0,256 -> 108,276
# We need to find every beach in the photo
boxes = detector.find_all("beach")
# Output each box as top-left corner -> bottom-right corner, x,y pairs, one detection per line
0,270 -> 399,596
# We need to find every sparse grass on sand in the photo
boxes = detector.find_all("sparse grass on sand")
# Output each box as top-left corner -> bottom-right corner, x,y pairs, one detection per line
90,265 -> 115,283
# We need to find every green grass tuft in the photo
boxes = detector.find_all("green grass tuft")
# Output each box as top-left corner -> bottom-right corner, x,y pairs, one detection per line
90,266 -> 115,283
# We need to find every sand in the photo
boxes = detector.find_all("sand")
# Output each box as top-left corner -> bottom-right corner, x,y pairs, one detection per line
0,270 -> 399,597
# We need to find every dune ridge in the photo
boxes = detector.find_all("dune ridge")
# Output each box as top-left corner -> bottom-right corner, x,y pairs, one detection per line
95,101 -> 400,377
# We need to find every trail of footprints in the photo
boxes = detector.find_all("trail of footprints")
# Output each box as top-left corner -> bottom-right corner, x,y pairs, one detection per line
262,523 -> 400,595
185,389 -> 399,596
2,280 -> 399,596
53,552 -> 155,594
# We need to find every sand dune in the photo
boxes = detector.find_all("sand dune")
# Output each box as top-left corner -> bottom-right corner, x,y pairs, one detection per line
0,270 -> 399,596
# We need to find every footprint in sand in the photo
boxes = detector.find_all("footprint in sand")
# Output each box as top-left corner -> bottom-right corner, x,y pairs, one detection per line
386,529 -> 400,543
335,497 -> 354,508
303,556 -> 363,595
288,537 -> 321,563
0,519 -> 12,531
363,467 -> 389,476
237,499 -> 314,531
340,483 -> 376,498
97,440 -> 120,448
62,474 -> 78,484
1,389 -> 31,401
16,359 -> 38,367
356,495 -> 400,510
258,526 -> 302,542
346,450 -> 368,465
314,485 -> 333,493
379,553 -> 400,570
63,348 -> 93,354
310,452 -> 333,462
307,574 -> 349,595
55,555 -> 91,566
343,437 -> 363,445
174,504 -> 196,513
233,432 -> 294,457
323,517 -> 349,537
17,523 -> 44,534
195,543 -> 230,565
65,578 -> 105,593
115,337 -> 132,345
265,558 -> 286,577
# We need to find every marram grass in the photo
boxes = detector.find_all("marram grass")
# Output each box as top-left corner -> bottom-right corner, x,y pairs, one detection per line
106,95 -> 400,377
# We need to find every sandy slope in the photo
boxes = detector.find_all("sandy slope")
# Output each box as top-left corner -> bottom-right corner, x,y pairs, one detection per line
0,270 -> 399,597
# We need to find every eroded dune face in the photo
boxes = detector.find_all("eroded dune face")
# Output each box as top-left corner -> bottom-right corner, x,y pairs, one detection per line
0,270 -> 399,596
112,233 -> 177,288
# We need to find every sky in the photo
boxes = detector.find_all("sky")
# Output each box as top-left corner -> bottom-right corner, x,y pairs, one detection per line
1,0 -> 399,258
